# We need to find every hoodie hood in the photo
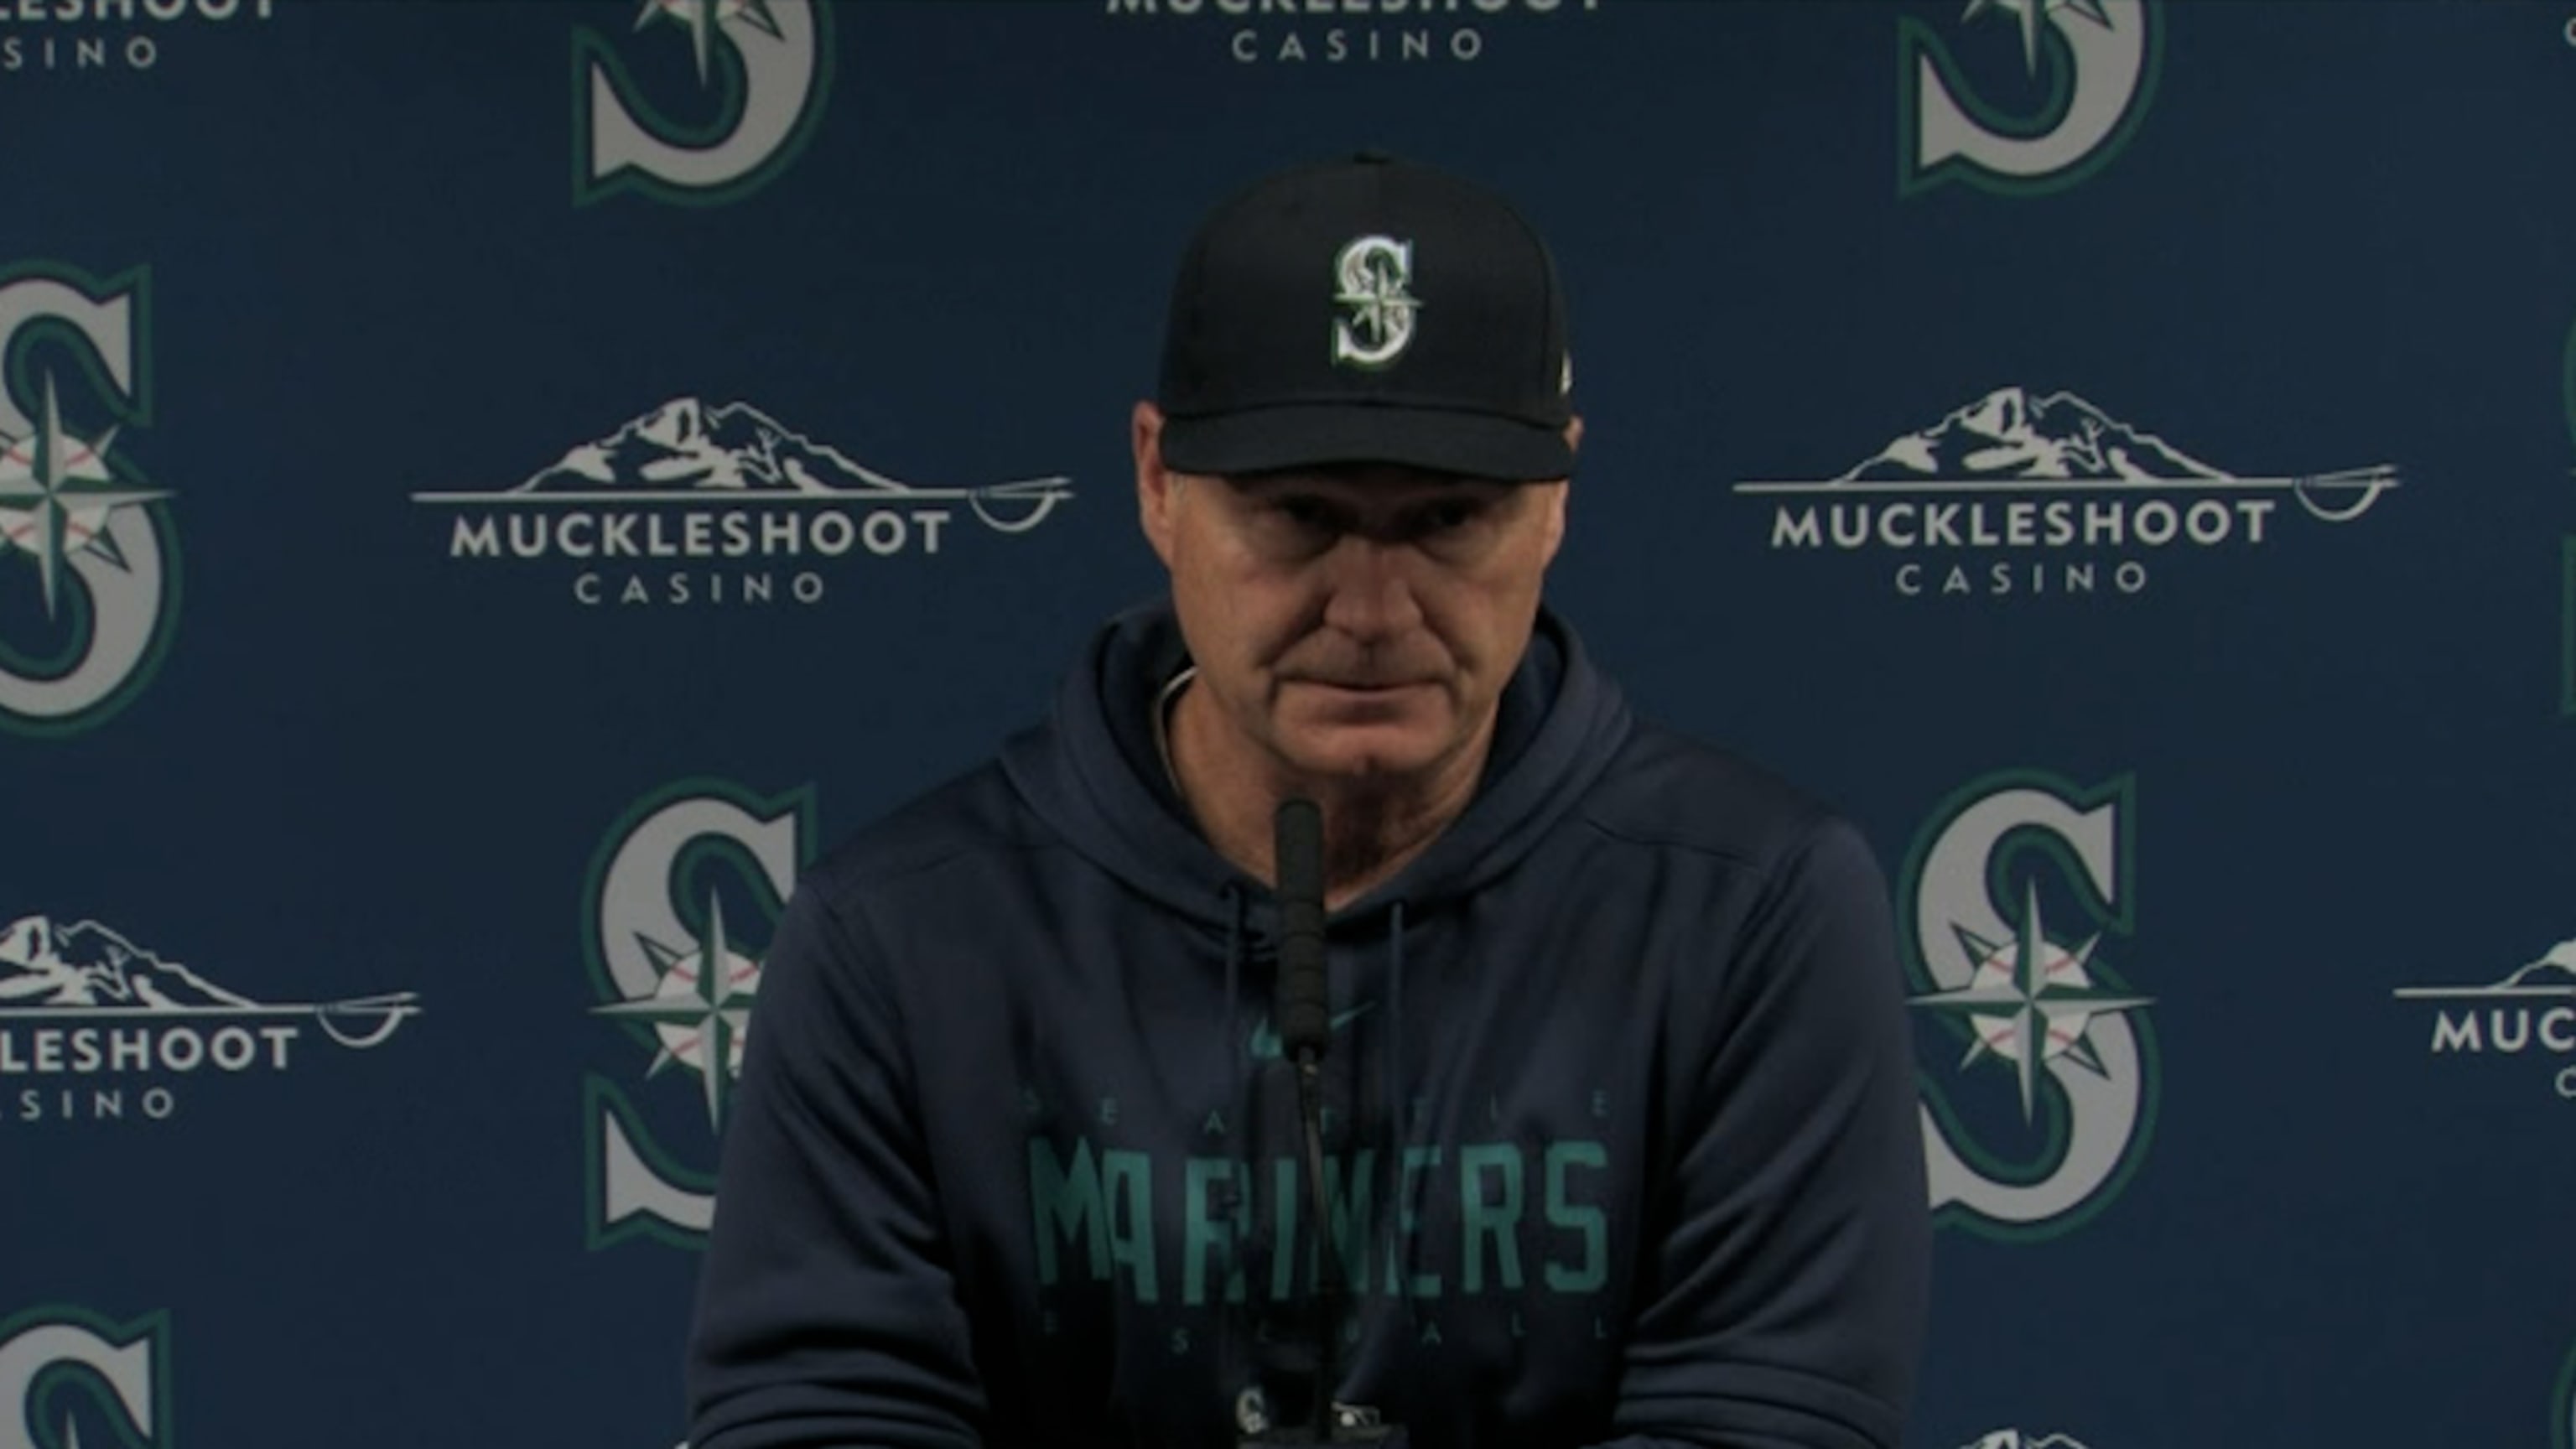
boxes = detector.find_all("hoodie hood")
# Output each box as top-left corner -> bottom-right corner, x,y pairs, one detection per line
1000,598 -> 1633,931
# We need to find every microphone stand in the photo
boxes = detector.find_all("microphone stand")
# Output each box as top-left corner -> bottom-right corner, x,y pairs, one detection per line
1239,799 -> 1394,1447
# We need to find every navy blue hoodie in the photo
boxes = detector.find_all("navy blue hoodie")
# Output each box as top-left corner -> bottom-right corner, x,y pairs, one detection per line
688,602 -> 1929,1449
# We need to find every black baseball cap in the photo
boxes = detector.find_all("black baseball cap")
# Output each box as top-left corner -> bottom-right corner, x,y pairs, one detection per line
1155,152 -> 1576,482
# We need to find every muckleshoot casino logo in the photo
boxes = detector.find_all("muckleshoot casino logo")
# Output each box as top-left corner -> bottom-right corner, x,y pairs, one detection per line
2392,933 -> 2576,1103
1903,771 -> 2156,1238
574,0 -> 832,206
1899,0 -> 2160,196
1732,386 -> 2397,601
0,912 -> 420,1125
0,1306 -> 171,1449
410,397 -> 1072,609
0,0 -> 271,79
584,778 -> 815,1249
1104,0 -> 1600,68
0,263 -> 179,738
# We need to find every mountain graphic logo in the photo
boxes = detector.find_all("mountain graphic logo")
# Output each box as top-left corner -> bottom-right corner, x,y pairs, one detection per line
2392,934 -> 2576,1097
1736,385 -> 2397,600
0,913 -> 420,1050
1249,1005 -> 1374,1061
2392,937 -> 2576,1003
414,395 -> 1072,532
1959,1432 -> 2094,1449
1741,385 -> 2397,522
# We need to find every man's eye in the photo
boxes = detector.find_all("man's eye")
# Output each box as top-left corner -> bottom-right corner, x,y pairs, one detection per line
1276,499 -> 1332,530
1405,501 -> 1478,540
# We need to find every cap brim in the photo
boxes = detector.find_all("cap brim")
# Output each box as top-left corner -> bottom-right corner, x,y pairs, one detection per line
1160,403 -> 1573,482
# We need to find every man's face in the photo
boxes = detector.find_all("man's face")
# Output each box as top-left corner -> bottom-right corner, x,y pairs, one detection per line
1135,404 -> 1570,789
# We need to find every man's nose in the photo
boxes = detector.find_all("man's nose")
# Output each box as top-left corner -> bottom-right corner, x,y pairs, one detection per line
1319,536 -> 1424,640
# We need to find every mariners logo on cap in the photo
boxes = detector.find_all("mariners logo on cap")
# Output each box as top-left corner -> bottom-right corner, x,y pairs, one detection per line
1332,234 -> 1419,370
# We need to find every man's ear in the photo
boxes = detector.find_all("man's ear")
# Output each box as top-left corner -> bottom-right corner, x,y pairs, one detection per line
1134,400 -> 1181,569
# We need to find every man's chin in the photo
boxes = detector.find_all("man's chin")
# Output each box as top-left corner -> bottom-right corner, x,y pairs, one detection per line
1277,730 -> 1449,787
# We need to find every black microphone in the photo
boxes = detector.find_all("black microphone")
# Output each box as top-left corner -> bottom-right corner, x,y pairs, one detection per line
1242,800 -> 1390,1446
1273,797 -> 1329,1067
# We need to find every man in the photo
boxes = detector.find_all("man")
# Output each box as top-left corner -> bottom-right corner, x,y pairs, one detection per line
688,153 -> 1929,1449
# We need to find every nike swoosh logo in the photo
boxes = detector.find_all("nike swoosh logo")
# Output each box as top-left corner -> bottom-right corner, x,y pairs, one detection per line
1247,1004 -> 1374,1060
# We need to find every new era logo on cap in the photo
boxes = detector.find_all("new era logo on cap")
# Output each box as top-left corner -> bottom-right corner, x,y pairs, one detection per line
1156,151 -> 1576,482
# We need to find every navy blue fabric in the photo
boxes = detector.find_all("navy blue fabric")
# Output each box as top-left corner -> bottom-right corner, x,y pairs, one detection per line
688,602 -> 1929,1447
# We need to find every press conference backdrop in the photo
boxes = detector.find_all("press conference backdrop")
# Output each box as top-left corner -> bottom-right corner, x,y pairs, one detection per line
4,1 -> 2573,1444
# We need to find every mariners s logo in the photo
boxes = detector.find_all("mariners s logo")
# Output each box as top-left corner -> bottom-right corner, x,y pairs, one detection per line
1899,0 -> 2161,195
584,777 -> 816,1249
0,1306 -> 171,1449
0,265 -> 178,737
2556,1337 -> 2576,1449
1332,235 -> 1419,370
1902,771 -> 2158,1238
574,0 -> 834,205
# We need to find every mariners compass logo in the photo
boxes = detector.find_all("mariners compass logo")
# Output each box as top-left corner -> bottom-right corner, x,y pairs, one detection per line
0,1306 -> 171,1449
0,264 -> 178,736
584,777 -> 815,1249
575,0 -> 833,205
412,396 -> 1072,609
1735,386 -> 2395,600
1903,771 -> 2157,1238
1900,0 -> 2162,195
0,913 -> 420,1124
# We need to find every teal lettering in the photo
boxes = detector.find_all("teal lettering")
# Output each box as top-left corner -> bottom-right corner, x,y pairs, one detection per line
1391,1145 -> 1444,1299
1591,1088 -> 1609,1119
1098,1096 -> 1119,1126
1102,1148 -> 1157,1302
1420,1319 -> 1444,1347
1460,1142 -> 1524,1292
1028,1137 -> 1109,1287
1544,1140 -> 1608,1293
1202,1109 -> 1228,1137
1182,1156 -> 1247,1307
1171,1328 -> 1191,1355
